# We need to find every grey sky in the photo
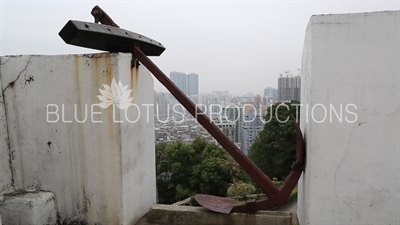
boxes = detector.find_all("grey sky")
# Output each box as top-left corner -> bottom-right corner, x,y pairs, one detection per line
1,1 -> 398,95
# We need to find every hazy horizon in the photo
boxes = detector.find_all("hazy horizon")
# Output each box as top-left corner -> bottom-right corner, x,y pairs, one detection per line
1,1 -> 398,95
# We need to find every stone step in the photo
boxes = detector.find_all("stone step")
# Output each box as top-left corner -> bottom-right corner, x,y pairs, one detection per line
0,191 -> 57,225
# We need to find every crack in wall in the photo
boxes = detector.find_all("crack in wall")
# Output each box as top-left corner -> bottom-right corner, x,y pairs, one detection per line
334,126 -> 355,223
0,57 -> 32,192
1,69 -> 15,192
2,57 -> 32,92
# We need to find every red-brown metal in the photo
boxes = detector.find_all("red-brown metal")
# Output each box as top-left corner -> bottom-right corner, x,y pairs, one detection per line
195,117 -> 305,213
194,194 -> 235,214
60,5 -> 306,213
131,45 -> 306,213
231,117 -> 305,212
131,45 -> 282,200
279,116 -> 305,200
91,5 -> 119,28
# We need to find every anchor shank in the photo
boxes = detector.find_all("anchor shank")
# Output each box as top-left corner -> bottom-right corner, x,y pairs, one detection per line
131,45 -> 282,199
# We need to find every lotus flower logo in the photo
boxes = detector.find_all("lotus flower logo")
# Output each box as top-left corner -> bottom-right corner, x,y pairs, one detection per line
97,78 -> 134,109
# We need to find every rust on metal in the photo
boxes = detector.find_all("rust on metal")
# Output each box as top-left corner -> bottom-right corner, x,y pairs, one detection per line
59,5 -> 306,213
193,117 -> 305,213
131,44 -> 283,200
194,194 -> 235,214
231,117 -> 305,212
91,5 -> 119,27
58,20 -> 165,56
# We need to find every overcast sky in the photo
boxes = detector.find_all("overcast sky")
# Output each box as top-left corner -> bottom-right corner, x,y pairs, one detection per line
1,1 -> 398,95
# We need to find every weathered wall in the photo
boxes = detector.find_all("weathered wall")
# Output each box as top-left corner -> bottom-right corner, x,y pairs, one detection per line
0,191 -> 57,225
0,53 -> 156,224
298,11 -> 399,224
0,61 -> 14,194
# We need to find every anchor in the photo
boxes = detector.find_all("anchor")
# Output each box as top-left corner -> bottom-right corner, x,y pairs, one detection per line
58,5 -> 305,214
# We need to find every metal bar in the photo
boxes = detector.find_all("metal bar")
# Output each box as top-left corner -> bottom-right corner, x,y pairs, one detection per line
59,20 -> 165,56
91,5 -> 119,27
131,45 -> 282,199
279,116 -> 305,199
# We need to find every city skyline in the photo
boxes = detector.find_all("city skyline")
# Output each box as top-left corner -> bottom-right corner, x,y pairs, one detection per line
161,72 -> 281,99
2,2 -> 397,96
170,71 -> 199,96
165,69 -> 293,96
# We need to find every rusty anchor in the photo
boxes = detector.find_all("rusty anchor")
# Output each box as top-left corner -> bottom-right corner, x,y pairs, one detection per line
58,5 -> 305,214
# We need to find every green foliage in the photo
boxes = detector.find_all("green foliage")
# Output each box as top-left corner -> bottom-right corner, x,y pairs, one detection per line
227,181 -> 256,199
248,101 -> 300,181
288,186 -> 298,202
191,137 -> 208,157
219,154 -> 251,184
156,100 -> 300,204
191,143 -> 231,196
272,177 -> 283,187
156,138 -> 237,204
156,140 -> 198,204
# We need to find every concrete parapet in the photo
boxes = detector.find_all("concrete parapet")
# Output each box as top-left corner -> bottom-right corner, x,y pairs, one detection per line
0,191 -> 57,225
0,64 -> 13,195
147,204 -> 295,225
298,10 -> 399,224
0,53 -> 156,224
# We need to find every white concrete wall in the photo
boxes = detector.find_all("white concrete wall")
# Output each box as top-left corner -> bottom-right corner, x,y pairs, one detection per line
298,11 -> 399,224
0,53 -> 156,224
0,59 -> 13,194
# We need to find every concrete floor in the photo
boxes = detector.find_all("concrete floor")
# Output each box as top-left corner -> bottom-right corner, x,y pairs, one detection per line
278,198 -> 297,213
135,199 -> 298,225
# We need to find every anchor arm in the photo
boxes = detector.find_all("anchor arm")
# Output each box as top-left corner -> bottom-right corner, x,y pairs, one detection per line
231,117 -> 305,212
279,116 -> 305,199
130,44 -> 282,200
131,44 -> 306,213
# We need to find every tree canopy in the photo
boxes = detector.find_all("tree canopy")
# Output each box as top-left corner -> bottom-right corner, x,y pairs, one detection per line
248,101 -> 300,181
156,102 -> 300,203
156,138 -> 252,204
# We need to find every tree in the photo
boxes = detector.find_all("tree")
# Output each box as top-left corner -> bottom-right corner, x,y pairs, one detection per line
157,138 -> 234,204
157,141 -> 196,203
219,153 -> 252,200
157,136 -> 264,204
191,143 -> 231,196
248,101 -> 300,181
155,142 -> 168,164
190,137 -> 208,164
227,182 -> 256,200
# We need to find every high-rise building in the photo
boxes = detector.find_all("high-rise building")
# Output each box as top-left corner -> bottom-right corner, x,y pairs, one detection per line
186,73 -> 199,96
264,87 -> 278,102
241,107 -> 264,155
262,96 -> 267,106
154,92 -> 169,116
210,91 -> 231,107
170,71 -> 187,95
278,71 -> 293,101
254,94 -> 261,108
214,118 -> 236,143
278,71 -> 301,102
222,105 -> 243,144
292,75 -> 301,101
170,72 -> 199,96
